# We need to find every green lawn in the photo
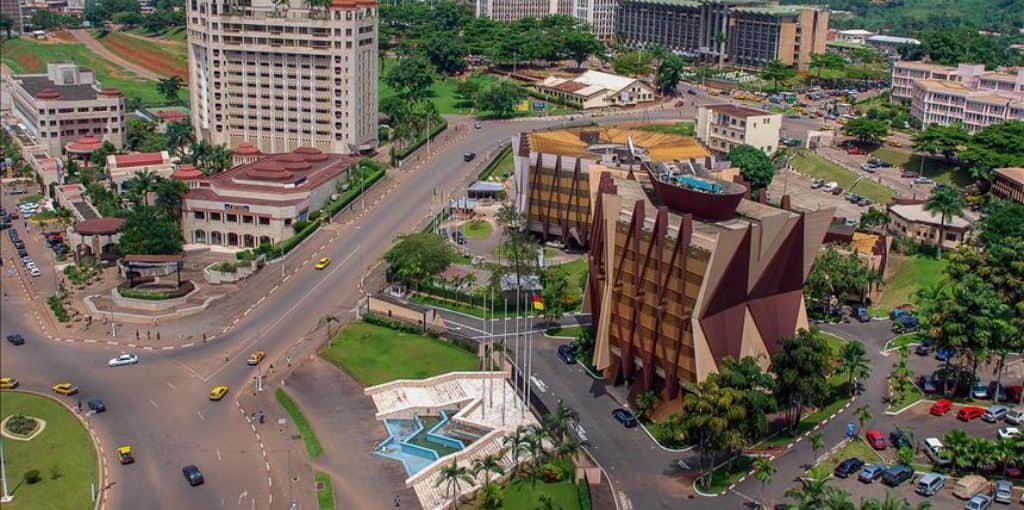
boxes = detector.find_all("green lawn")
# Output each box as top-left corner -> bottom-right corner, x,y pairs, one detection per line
275,388 -> 324,459
790,150 -> 896,204
409,293 -> 520,319
702,455 -> 755,493
814,330 -> 846,358
554,258 -> 588,290
885,332 -> 923,352
380,57 -> 481,115
461,220 -> 493,240
0,392 -> 98,510
498,478 -> 581,510
871,147 -> 971,188
315,471 -> 335,510
806,439 -> 883,481
887,378 -> 925,413
320,320 -> 479,386
478,145 -> 513,181
0,38 -> 167,105
638,122 -> 695,136
545,324 -> 588,338
872,255 -> 948,315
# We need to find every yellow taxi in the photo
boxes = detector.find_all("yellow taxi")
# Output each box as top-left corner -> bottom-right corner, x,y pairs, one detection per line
52,382 -> 79,395
0,377 -> 19,389
209,385 -> 229,401
117,445 -> 135,464
247,351 -> 266,366
314,257 -> 331,270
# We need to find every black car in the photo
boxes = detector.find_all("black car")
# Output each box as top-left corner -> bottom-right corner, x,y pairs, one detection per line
917,374 -> 939,394
557,345 -> 576,364
851,305 -> 870,323
6,334 -> 25,346
915,337 -> 937,356
88,399 -> 106,413
834,457 -> 865,478
452,231 -> 465,245
17,247 -> 27,258
612,409 -> 638,428
182,465 -> 204,486
889,428 -> 912,449
893,314 -> 920,333
882,464 -> 913,486
463,152 -> 476,162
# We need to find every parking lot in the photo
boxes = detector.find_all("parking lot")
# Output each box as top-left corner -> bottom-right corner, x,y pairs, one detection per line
768,168 -> 866,220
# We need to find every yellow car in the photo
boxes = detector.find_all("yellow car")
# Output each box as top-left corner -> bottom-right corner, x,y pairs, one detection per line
314,257 -> 331,270
247,351 -> 266,366
53,382 -> 79,396
209,385 -> 229,401
117,445 -> 135,465
0,377 -> 19,389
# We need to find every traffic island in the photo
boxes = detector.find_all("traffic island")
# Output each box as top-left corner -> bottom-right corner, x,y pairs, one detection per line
0,391 -> 99,509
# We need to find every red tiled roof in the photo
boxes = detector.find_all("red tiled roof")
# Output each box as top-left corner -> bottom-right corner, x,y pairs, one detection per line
184,187 -> 305,207
234,142 -> 263,156
206,147 -> 359,195
113,152 -> 166,168
65,136 -> 104,153
35,88 -> 62,100
99,87 -> 123,97
156,110 -> 187,121
74,217 -> 125,235
172,164 -> 203,180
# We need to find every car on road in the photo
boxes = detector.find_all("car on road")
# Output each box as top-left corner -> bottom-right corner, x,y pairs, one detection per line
883,464 -> 914,486
1006,408 -> 1023,425
889,428 -> 912,449
0,377 -> 19,389
965,494 -> 992,510
88,399 -> 106,413
900,170 -> 919,178
108,353 -> 140,367
209,385 -> 229,401
860,163 -> 877,172
958,406 -> 985,421
930,399 -> 953,416
834,457 -> 865,478
914,176 -> 935,185
182,465 -> 204,486
6,334 -> 25,345
314,257 -> 331,270
994,480 -> 1013,504
851,305 -> 870,323
117,445 -> 134,465
997,427 -> 1020,439
983,405 -> 1008,423
859,464 -> 885,483
893,314 -> 920,333
935,346 -> 955,362
612,409 -> 638,428
557,345 -> 576,364
474,122 -> 481,129
247,351 -> 266,365
52,382 -> 79,395
866,429 -> 886,450
463,152 -> 476,162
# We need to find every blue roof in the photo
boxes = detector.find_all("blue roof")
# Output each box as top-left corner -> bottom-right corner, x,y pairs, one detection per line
468,181 -> 505,193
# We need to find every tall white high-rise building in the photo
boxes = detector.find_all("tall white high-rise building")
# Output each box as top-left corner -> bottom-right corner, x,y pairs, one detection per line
187,0 -> 378,155
475,0 -> 616,41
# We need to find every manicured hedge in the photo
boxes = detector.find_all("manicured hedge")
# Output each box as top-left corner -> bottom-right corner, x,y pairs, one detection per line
395,119 -> 449,161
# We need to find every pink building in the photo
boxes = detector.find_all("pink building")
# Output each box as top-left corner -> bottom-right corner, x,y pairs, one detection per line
892,61 -> 1024,132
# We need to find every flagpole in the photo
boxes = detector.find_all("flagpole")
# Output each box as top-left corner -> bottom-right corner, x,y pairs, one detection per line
516,285 -> 522,419
480,289 -> 487,419
0,438 -> 12,503
488,286 -> 494,409
526,292 -> 533,418
502,294 -> 508,426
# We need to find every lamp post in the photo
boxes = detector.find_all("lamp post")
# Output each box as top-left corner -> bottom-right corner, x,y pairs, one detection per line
1,438 -> 12,503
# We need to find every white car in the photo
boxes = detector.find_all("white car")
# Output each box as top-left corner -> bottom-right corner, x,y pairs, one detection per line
997,427 -> 1020,439
29,268 -> 41,277
108,353 -> 140,367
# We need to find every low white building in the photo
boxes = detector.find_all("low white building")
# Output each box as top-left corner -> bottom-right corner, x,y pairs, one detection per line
695,104 -> 782,156
887,202 -> 973,249
835,29 -> 876,45
536,70 -> 655,110
105,151 -> 174,193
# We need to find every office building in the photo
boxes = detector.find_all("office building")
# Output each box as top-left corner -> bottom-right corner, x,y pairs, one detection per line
7,62 -> 125,158
695,103 -> 781,156
833,29 -> 874,45
0,0 -> 23,34
535,70 -> 655,110
615,0 -> 828,71
105,151 -> 175,193
475,0 -> 617,40
887,201 -> 972,250
891,62 -> 1024,132
992,167 -> 1024,204
186,0 -> 378,155
865,35 -> 919,56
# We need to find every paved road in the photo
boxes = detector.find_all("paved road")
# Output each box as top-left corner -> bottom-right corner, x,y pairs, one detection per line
66,29 -> 166,81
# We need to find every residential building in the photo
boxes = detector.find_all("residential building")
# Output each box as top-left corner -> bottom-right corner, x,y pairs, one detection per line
475,0 -> 617,40
7,62 -> 125,157
695,103 -> 781,155
180,147 -> 359,249
535,70 -> 655,110
892,62 -> 1024,132
834,29 -> 875,45
890,62 -> 983,104
865,34 -> 919,56
887,201 -> 972,249
0,0 -> 23,34
615,0 -> 828,71
186,0 -> 378,156
992,167 -> 1024,204
105,151 -> 175,193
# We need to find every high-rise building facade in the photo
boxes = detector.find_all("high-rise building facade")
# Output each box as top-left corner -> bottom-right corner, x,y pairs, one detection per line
475,0 -> 617,40
0,0 -> 22,34
187,0 -> 378,155
616,0 -> 828,71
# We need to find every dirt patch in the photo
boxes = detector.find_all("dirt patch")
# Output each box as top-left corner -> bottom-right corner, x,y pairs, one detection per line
51,30 -> 77,42
14,51 -> 44,72
100,33 -> 188,81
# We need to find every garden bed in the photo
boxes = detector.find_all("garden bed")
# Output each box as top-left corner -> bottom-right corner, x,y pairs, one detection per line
1,414 -> 44,440
118,279 -> 195,300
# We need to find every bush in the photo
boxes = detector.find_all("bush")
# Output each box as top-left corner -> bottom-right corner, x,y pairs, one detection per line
5,415 -> 39,436
539,462 -> 564,482
50,464 -> 62,480
117,280 -> 195,300
578,478 -> 593,510
362,312 -> 435,337
395,118 -> 448,161
24,469 -> 41,485
48,295 -> 70,322
210,261 -> 237,273
235,249 -> 254,262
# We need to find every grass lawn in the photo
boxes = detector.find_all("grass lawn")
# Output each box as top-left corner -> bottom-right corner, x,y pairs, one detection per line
885,332 -> 923,352
93,30 -> 188,79
0,38 -> 168,105
761,377 -> 851,449
315,471 -> 335,510
701,455 -> 755,493
497,478 -> 581,510
409,293 -> 520,319
478,145 -> 513,181
806,439 -> 883,481
814,330 -> 846,358
461,220 -> 493,240
554,258 -> 588,289
871,255 -> 948,315
0,391 -> 98,510
320,320 -> 479,386
638,122 -> 695,136
274,388 -> 324,459
887,378 -> 924,413
789,150 -> 896,204
380,57 -> 480,115
870,147 -> 971,188
545,324 -> 588,338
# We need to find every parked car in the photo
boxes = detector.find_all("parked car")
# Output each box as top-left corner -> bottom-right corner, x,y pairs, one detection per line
1005,408 -> 1024,425
612,409 -> 638,428
866,429 -> 886,450
997,427 -> 1020,440
6,334 -> 25,346
935,347 -> 956,362
452,231 -> 465,245
856,197 -> 873,206
901,170 -> 920,178
915,337 -> 938,355
847,147 -> 866,155
916,473 -> 945,496
930,399 -> 953,416
108,353 -> 140,367
893,314 -> 920,333
859,464 -> 885,483
914,176 -> 935,184
955,475 -> 989,499
889,428 -> 912,449
810,178 -> 824,189
919,375 -> 940,395
834,457 -> 865,478
983,405 -> 1008,423
883,464 -> 914,486
923,437 -> 952,467
994,480 -> 1013,504
88,399 -> 106,413
966,494 -> 993,510
182,465 -> 204,486
958,406 -> 985,421
557,345 -> 576,364
463,152 -> 476,162
851,305 -> 870,323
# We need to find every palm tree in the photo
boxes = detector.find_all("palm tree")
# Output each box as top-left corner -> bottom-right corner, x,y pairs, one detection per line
943,429 -> 970,474
471,453 -> 503,487
154,178 -> 188,223
434,459 -> 472,509
809,432 -> 824,465
839,341 -> 871,396
784,477 -> 830,509
319,314 -> 340,341
751,457 -> 774,508
555,435 -> 580,462
124,170 -> 157,207
544,401 -> 577,443
994,438 -> 1015,477
502,426 -> 529,476
55,206 -> 75,233
922,185 -> 965,258
525,426 -> 545,485
855,405 -> 872,434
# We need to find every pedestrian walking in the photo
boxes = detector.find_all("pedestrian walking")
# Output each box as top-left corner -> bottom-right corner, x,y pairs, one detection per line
156,331 -> 160,341
136,329 -> 140,340
203,332 -> 207,342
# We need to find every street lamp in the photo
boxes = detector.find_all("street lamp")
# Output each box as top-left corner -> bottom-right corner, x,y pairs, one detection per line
1,438 -> 13,503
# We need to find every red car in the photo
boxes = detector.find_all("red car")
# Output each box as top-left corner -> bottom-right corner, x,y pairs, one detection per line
866,429 -> 886,450
847,147 -> 866,155
957,406 -> 985,421
930,399 -> 953,416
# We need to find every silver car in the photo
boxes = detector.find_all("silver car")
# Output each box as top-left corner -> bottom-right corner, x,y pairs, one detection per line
108,353 -> 140,367
994,480 -> 1012,504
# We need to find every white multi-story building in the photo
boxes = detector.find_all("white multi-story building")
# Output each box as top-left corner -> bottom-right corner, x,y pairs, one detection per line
186,0 -> 378,155
695,104 -> 781,156
475,0 -> 616,41
892,61 -> 1024,132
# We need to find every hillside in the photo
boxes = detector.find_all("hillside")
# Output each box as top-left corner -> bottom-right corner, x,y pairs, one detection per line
784,0 -> 1024,34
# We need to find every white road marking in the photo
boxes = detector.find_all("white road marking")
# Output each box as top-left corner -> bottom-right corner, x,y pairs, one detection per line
149,399 -> 159,409
197,410 -> 206,421
216,447 -> 222,461
166,381 -> 176,390
238,491 -> 247,505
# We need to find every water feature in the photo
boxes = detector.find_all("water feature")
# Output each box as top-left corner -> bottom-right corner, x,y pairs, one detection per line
373,411 -> 488,476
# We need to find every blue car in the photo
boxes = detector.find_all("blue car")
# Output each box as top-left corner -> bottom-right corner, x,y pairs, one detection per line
935,347 -> 955,362
851,305 -> 870,323
893,314 -> 920,333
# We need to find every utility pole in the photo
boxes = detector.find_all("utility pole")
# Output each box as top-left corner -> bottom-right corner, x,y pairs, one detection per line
257,364 -> 263,392
1,438 -> 12,503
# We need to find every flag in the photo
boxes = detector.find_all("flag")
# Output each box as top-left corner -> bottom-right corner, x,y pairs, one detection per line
532,294 -> 544,312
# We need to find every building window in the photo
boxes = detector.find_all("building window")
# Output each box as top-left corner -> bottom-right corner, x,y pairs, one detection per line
194,211 -> 206,220
258,216 -> 270,225
227,232 -> 239,246
210,212 -> 222,221
226,213 -> 238,223
945,232 -> 957,242
242,215 -> 254,224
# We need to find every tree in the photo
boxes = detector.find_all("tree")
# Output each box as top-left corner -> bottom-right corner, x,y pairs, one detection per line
752,457 -> 775,506
165,121 -> 194,156
809,53 -> 846,83
673,378 -> 747,488
760,60 -> 796,92
961,121 -> 1024,173
611,50 -> 653,77
434,459 -> 472,509
897,446 -> 915,466
385,232 -> 458,287
838,341 -> 870,396
124,170 -> 157,207
633,390 -> 657,422
713,356 -> 776,442
156,75 -> 184,104
911,124 -> 969,162
424,34 -> 468,76
655,54 -> 685,96
855,405 -> 871,434
922,185 -> 965,258
770,329 -> 832,434
471,454 -> 503,488
31,10 -> 59,30
153,177 -> 187,223
502,426 -> 529,476
118,205 -> 184,255
125,118 -> 157,151
858,207 -> 888,233
562,27 -> 601,69
477,482 -> 503,510
727,144 -> 775,193
810,432 -> 824,465
1,14 -> 14,39
183,140 -> 233,175
784,477 -> 831,509
474,80 -> 526,119
540,265 -> 574,322
90,140 -> 118,168
842,117 -> 889,145
385,55 -> 434,102
977,201 -> 1024,247
804,246 -> 875,317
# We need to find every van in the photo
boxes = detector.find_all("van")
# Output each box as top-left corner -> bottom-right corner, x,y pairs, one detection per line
953,475 -> 988,499
823,181 -> 839,192
923,437 -> 952,467
916,473 -> 944,496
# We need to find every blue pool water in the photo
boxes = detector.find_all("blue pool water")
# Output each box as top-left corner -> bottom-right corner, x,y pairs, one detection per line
374,411 -> 482,476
